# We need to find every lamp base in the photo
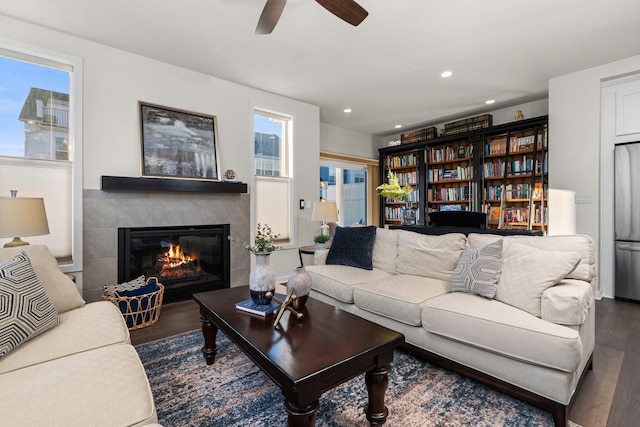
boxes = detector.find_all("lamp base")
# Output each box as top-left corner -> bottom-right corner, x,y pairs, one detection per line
3,237 -> 29,248
320,223 -> 330,236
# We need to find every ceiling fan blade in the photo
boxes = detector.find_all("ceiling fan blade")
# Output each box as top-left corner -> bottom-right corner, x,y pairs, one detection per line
255,0 -> 287,35
315,0 -> 368,27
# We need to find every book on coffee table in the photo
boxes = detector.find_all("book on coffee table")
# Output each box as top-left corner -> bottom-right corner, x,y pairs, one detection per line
235,294 -> 285,317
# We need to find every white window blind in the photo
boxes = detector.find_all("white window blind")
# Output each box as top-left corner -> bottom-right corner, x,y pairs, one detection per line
0,156 -> 72,262
255,175 -> 291,244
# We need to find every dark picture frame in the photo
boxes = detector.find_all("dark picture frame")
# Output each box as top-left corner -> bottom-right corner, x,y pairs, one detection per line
139,102 -> 221,180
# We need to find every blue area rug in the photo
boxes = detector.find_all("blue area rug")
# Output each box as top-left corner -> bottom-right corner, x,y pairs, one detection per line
136,330 -> 579,426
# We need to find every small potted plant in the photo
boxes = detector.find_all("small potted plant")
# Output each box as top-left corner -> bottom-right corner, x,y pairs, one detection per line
313,233 -> 331,248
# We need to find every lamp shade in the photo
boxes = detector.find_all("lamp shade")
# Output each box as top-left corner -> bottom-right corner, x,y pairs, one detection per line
0,197 -> 50,238
311,201 -> 338,222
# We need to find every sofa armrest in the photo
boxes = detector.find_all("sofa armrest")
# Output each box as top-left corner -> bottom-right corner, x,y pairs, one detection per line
314,249 -> 329,265
541,279 -> 594,326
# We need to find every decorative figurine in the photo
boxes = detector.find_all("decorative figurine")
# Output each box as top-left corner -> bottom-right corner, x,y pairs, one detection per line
514,110 -> 524,121
266,289 -> 304,329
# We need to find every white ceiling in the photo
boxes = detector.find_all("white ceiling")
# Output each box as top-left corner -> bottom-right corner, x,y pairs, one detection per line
1,0 -> 640,136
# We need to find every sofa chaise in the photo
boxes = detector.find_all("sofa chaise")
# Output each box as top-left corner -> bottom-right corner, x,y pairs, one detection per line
0,245 -> 158,426
307,227 -> 595,427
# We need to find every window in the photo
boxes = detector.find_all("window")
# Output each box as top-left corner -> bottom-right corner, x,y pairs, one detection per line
0,43 -> 82,269
254,109 -> 293,246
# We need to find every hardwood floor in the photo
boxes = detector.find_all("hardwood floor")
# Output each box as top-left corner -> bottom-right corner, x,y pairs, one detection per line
131,297 -> 640,427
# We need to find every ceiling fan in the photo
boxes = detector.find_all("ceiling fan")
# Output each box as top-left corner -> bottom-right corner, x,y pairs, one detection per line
256,0 -> 368,35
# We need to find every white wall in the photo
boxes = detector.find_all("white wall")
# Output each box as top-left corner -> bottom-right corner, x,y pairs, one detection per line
320,122 -> 377,159
0,15 -> 320,280
549,54 -> 640,299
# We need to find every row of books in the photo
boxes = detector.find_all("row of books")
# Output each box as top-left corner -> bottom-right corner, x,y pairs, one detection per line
395,171 -> 417,185
401,126 -> 437,144
386,153 -> 418,169
484,205 -> 548,226
443,114 -> 492,136
483,160 -> 506,178
384,207 -> 406,221
428,144 -> 473,162
484,133 -> 548,156
427,186 -> 470,202
384,189 -> 418,203
428,166 -> 472,182
484,183 -> 545,201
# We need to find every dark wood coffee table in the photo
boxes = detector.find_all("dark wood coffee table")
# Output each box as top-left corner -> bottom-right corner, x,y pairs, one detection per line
193,286 -> 404,426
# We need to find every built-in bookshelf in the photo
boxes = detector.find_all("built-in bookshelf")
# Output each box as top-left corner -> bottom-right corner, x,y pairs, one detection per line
378,115 -> 549,232
480,120 -> 548,231
426,140 -> 474,214
379,149 -> 423,226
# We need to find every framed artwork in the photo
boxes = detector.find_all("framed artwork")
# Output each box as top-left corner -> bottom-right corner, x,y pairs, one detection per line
139,102 -> 221,180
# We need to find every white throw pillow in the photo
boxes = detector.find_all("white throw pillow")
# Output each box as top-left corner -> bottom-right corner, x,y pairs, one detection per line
0,245 -> 85,313
396,232 -> 467,281
495,242 -> 580,317
372,228 -> 401,273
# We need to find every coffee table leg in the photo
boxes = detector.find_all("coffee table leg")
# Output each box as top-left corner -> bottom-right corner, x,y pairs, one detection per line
365,364 -> 390,426
284,399 -> 319,427
200,309 -> 218,365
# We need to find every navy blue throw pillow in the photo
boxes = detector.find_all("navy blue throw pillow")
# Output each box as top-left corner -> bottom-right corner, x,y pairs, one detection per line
326,226 -> 377,270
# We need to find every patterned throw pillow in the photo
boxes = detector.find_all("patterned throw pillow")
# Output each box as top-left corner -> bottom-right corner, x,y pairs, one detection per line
0,252 -> 59,357
451,240 -> 503,298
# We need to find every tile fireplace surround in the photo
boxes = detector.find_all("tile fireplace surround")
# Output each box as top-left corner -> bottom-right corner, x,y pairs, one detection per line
82,189 -> 250,302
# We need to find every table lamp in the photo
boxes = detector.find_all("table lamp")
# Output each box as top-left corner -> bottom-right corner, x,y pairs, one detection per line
311,201 -> 338,236
0,190 -> 50,248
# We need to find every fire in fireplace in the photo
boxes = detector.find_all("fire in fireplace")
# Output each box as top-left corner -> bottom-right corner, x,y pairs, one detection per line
118,224 -> 230,303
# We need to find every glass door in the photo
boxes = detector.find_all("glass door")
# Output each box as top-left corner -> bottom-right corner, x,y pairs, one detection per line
320,161 -> 368,226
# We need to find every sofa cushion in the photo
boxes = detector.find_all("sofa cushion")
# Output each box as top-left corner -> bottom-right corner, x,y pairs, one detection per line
326,226 -> 377,270
0,245 -> 85,313
354,274 -> 449,326
451,240 -> 503,298
422,292 -> 583,372
541,279 -> 594,326
396,231 -> 466,281
496,242 -> 580,317
0,252 -> 58,357
306,264 -> 392,303
467,233 -> 595,282
372,227 -> 401,273
0,344 -> 157,427
0,301 -> 130,374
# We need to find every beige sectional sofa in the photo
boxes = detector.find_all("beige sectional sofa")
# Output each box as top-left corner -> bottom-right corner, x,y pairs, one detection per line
0,245 -> 158,426
308,228 -> 595,427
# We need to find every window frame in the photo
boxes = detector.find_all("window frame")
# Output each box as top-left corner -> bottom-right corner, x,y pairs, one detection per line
253,107 -> 295,249
0,38 -> 83,272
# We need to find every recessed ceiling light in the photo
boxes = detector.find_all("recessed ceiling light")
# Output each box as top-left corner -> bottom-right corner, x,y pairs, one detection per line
485,99 -> 496,105
440,71 -> 453,78
395,125 -> 402,129
343,108 -> 352,113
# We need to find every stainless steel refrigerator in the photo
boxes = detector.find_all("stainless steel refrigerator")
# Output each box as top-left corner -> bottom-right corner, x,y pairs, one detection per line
615,142 -> 640,302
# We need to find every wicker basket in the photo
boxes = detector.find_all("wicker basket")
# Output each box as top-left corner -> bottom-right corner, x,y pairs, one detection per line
102,283 -> 164,330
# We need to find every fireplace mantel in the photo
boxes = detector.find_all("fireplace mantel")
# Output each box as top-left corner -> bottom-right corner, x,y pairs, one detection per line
101,175 -> 247,193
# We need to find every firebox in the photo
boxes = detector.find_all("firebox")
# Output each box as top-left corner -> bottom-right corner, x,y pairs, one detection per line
118,224 -> 230,303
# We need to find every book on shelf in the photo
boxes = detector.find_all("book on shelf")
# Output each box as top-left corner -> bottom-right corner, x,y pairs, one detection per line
488,207 -> 501,223
235,293 -> 286,317
440,204 -> 462,211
